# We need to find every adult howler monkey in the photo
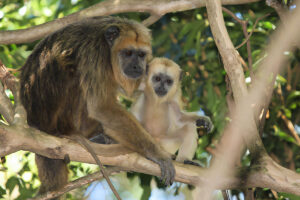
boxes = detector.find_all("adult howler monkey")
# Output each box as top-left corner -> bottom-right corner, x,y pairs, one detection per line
20,17 -> 175,197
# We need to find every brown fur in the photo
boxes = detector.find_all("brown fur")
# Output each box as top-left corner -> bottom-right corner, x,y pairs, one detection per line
20,17 -> 174,199
131,58 -> 213,163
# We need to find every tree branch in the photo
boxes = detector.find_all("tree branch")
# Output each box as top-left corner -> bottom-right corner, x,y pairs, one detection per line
0,61 -> 26,125
0,61 -> 15,124
29,167 -> 125,200
0,0 -> 261,44
205,0 -> 300,197
0,123 -> 300,196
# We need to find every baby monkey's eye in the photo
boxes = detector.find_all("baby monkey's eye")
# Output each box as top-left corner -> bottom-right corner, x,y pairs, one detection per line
155,76 -> 161,82
166,79 -> 173,85
138,51 -> 146,58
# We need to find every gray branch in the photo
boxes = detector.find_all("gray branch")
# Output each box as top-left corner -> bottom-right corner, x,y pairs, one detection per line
0,0 -> 261,44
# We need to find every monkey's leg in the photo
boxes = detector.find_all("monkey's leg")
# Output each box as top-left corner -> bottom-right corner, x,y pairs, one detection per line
35,154 -> 68,199
88,102 -> 175,185
175,123 -> 198,165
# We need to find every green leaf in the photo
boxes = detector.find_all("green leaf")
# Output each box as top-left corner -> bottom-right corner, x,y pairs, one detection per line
287,91 -> 300,101
284,108 -> 292,119
278,192 -> 300,200
6,176 -> 19,193
276,74 -> 287,84
0,186 -> 6,198
273,126 -> 296,144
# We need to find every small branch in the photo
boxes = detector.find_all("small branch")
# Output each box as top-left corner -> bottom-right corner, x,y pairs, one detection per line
235,13 -> 270,50
0,0 -> 261,44
280,112 -> 300,145
258,107 -> 268,136
222,7 -> 270,80
0,61 -> 26,125
143,14 -> 163,27
0,83 -> 14,124
29,167 -> 125,200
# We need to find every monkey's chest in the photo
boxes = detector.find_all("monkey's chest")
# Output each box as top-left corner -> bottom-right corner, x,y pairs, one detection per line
143,109 -> 170,137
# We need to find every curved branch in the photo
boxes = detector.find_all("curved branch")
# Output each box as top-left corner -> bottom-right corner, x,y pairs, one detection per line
205,0 -> 300,196
0,0 -> 261,44
0,123 -> 300,196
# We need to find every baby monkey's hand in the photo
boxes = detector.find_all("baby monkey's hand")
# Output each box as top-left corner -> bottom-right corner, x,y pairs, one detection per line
196,116 -> 213,133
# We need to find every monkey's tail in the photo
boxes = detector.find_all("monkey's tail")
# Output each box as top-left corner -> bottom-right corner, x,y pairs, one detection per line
73,134 -> 122,200
35,154 -> 68,200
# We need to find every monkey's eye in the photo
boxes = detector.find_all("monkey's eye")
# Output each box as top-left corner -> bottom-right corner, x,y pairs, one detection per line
155,76 -> 161,82
166,79 -> 173,85
124,50 -> 133,57
138,51 -> 146,58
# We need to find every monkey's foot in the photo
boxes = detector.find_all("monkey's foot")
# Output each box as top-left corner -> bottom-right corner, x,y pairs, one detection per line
147,156 -> 175,186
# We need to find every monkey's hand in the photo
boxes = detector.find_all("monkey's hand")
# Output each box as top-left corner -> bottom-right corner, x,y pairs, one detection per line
196,116 -> 214,133
146,154 -> 175,186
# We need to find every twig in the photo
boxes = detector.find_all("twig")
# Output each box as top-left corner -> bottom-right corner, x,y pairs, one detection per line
280,112 -> 300,145
29,167 -> 125,200
222,7 -> 270,80
74,134 -> 122,200
235,13 -> 270,50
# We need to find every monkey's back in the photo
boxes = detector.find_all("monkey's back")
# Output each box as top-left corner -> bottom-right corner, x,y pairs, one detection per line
20,17 -> 123,136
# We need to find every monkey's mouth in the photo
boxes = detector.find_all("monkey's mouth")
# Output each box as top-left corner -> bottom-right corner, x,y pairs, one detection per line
124,67 -> 143,79
155,89 -> 168,97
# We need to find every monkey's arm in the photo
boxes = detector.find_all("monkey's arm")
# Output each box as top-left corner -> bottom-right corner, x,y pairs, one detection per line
87,101 -> 175,185
170,101 -> 213,133
130,93 -> 145,121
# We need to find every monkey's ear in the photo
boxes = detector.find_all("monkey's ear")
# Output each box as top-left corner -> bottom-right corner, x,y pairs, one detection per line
179,71 -> 184,81
105,26 -> 120,46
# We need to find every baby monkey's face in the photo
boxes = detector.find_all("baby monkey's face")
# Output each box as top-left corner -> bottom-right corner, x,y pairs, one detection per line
151,72 -> 174,97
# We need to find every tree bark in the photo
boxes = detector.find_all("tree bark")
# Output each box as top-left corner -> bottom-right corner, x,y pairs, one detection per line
0,0 -> 261,44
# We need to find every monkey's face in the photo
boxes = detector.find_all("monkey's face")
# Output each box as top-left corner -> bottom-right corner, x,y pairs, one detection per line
147,58 -> 182,100
151,73 -> 174,97
118,48 -> 148,79
105,25 -> 152,81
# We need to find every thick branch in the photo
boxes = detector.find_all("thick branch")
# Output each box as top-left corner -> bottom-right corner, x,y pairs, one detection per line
0,0 -> 261,44
205,0 -> 300,197
0,124 -> 300,195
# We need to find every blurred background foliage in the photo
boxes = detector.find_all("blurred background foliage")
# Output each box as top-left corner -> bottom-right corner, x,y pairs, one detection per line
0,0 -> 299,199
